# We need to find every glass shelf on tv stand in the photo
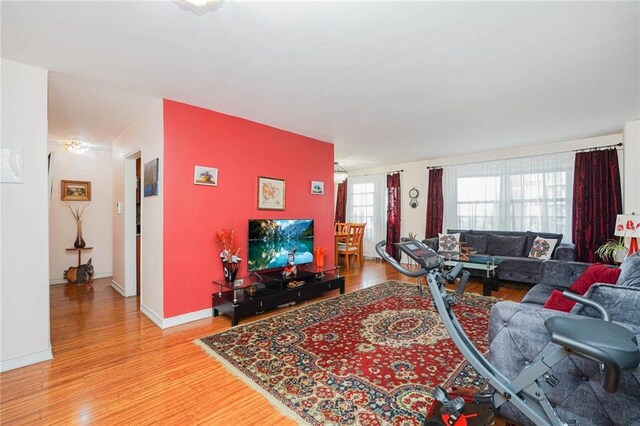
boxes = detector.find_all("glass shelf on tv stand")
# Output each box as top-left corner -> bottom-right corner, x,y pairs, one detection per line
212,267 -> 343,304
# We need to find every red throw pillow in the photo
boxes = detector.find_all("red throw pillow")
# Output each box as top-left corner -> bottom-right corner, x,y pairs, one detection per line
544,290 -> 576,312
569,264 -> 622,295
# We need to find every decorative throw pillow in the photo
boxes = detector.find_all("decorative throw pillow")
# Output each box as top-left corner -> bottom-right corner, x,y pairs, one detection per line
465,234 -> 488,254
616,252 -> 640,287
528,236 -> 558,260
438,233 -> 460,253
526,231 -> 563,257
569,263 -> 622,295
486,234 -> 527,257
543,290 -> 576,312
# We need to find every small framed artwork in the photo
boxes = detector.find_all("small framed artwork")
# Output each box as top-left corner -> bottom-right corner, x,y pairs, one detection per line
311,181 -> 324,195
258,176 -> 285,210
1,146 -> 23,184
61,180 -> 91,201
144,158 -> 159,197
194,165 -> 218,186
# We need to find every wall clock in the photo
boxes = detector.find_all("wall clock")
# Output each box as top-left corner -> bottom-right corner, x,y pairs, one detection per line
409,187 -> 419,208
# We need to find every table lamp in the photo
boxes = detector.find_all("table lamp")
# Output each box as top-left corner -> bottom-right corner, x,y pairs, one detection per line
614,214 -> 640,255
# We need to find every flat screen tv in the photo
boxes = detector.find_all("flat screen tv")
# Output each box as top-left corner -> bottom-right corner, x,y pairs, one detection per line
247,219 -> 314,272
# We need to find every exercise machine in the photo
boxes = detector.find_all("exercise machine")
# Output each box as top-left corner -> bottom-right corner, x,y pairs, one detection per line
375,239 -> 640,426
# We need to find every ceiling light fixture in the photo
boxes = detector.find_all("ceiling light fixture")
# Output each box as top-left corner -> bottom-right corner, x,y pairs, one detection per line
63,140 -> 89,154
174,0 -> 224,16
334,162 -> 348,184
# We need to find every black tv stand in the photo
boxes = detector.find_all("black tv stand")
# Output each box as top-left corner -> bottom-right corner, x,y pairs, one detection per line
212,270 -> 345,326
262,269 -> 316,283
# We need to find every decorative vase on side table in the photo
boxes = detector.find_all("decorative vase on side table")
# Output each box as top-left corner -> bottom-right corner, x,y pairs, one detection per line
64,202 -> 89,249
222,260 -> 240,283
314,247 -> 327,279
74,219 -> 86,248
216,227 -> 242,283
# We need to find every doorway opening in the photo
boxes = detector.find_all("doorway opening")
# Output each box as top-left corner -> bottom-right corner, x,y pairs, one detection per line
124,150 -> 141,300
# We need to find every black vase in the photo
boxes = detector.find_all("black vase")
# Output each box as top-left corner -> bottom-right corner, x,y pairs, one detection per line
222,261 -> 239,282
74,220 -> 86,248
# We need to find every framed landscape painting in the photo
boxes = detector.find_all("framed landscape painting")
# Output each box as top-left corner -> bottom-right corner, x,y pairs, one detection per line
258,176 -> 285,210
61,180 -> 91,201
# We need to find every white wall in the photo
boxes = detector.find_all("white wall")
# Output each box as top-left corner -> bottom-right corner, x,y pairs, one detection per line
112,99 -> 164,323
623,120 -> 640,214
351,133 -> 623,241
48,142 -> 113,283
1,59 -> 52,371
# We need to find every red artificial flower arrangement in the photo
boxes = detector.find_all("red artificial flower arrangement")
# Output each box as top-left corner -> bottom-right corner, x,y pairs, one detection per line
215,228 -> 242,263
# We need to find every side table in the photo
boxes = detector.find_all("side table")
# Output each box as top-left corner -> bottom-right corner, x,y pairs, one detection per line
66,247 -> 93,266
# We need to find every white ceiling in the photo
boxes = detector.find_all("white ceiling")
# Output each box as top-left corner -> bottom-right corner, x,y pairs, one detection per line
2,1 -> 639,169
48,73 -> 156,145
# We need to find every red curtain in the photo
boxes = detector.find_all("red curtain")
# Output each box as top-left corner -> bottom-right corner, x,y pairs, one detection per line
425,168 -> 443,238
335,180 -> 347,223
572,149 -> 622,262
386,173 -> 401,261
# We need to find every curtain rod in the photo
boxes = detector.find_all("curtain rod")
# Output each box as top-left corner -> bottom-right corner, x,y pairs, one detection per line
573,142 -> 622,153
363,169 -> 404,176
427,142 -> 622,170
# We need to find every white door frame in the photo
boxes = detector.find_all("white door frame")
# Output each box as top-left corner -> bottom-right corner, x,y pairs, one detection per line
123,149 -> 141,297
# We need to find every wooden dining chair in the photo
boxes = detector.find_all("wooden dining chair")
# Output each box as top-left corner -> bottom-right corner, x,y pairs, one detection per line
337,223 -> 366,270
335,222 -> 350,236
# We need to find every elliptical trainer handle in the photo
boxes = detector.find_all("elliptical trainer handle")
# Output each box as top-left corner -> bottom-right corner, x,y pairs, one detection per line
456,270 -> 470,295
445,262 -> 464,283
375,241 -> 428,278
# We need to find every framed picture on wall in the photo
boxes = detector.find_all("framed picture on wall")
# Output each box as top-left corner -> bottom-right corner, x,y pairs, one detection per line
258,176 -> 285,210
311,181 -> 324,195
61,180 -> 91,201
144,158 -> 159,197
194,165 -> 218,186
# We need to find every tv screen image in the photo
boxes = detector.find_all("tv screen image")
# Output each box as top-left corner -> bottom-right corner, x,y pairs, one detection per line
248,219 -> 314,272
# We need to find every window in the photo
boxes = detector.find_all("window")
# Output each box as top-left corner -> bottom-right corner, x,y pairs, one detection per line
351,182 -> 375,227
346,174 -> 388,258
456,176 -> 500,229
443,153 -> 574,241
508,171 -> 568,232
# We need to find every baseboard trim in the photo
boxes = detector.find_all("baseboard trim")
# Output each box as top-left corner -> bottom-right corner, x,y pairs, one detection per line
110,280 -> 126,296
0,344 -> 53,372
162,308 -> 212,329
139,304 -> 212,330
140,302 -> 164,328
50,272 -> 112,285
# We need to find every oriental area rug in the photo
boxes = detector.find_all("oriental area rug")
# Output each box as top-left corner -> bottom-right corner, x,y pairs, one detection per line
196,281 -> 498,425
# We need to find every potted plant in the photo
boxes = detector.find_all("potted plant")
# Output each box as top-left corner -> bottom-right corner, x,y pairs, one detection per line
595,238 -> 628,264
215,228 -> 242,282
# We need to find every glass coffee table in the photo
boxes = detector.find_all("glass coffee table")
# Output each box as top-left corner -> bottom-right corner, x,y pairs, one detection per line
443,256 -> 503,296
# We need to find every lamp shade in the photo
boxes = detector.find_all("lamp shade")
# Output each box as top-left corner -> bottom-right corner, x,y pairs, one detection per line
614,214 -> 640,238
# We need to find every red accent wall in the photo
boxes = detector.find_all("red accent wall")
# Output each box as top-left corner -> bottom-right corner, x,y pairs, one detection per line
162,99 -> 335,318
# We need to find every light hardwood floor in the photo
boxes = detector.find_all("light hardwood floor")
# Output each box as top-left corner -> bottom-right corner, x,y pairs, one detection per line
0,261 -> 528,425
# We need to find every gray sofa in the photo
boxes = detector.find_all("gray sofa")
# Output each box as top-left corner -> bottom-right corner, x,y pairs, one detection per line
488,253 -> 640,425
424,229 -> 576,284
